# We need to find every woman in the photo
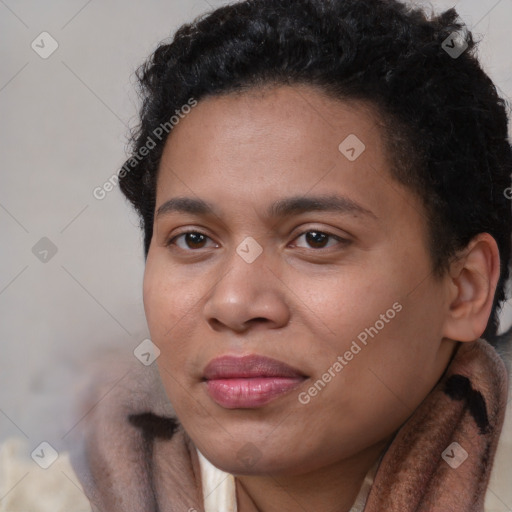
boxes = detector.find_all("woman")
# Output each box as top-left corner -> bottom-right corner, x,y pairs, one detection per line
1,0 -> 511,510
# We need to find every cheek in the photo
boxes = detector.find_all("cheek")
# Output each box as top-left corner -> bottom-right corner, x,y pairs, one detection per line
143,260 -> 194,409
143,254 -> 189,332
142,258 -> 189,367
301,267 -> 444,408
340,286 -> 446,425
142,262 -> 168,337
142,254 -> 207,378
299,269 -> 399,347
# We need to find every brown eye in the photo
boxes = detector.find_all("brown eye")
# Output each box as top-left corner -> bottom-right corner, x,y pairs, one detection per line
167,231 -> 216,250
305,231 -> 329,248
293,230 -> 350,250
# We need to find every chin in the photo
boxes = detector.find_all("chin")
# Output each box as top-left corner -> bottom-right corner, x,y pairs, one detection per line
212,454 -> 289,476
201,440 -> 307,476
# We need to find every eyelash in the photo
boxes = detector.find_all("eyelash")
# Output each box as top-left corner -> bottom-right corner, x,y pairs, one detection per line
165,229 -> 351,252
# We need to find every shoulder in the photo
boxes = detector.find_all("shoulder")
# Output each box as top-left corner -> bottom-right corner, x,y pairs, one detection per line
0,437 -> 92,512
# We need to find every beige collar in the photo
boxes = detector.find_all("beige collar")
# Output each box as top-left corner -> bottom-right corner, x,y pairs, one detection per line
197,447 -> 380,512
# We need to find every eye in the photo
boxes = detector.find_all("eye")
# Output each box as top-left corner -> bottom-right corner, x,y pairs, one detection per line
291,229 -> 350,250
166,228 -> 351,252
166,231 -> 218,250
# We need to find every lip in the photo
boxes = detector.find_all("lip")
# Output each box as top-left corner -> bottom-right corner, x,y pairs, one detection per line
203,354 -> 307,409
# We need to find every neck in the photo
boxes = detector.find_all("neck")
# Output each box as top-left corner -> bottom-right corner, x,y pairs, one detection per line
234,436 -> 390,512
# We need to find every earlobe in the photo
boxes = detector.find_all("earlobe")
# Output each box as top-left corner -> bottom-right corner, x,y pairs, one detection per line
441,233 -> 500,342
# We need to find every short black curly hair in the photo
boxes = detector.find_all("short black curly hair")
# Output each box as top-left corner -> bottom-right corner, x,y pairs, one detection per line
119,0 -> 512,343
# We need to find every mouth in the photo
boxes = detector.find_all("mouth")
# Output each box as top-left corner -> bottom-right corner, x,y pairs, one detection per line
202,354 -> 308,409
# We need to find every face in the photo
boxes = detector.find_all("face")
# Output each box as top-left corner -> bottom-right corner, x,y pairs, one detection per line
143,84 -> 457,476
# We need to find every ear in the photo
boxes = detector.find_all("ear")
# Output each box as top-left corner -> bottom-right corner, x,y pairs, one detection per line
442,233 -> 501,342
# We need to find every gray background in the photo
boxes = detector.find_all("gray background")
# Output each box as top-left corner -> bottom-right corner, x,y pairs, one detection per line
1,0 -> 512,508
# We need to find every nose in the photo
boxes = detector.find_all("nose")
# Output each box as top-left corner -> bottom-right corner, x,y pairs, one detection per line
203,244 -> 291,334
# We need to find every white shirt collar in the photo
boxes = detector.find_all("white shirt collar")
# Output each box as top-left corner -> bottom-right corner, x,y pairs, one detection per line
197,447 -> 379,512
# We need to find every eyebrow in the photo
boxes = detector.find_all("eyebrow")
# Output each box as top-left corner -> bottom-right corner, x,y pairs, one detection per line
156,194 -> 377,220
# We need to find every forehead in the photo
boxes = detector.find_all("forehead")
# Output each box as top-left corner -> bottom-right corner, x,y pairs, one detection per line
161,84 -> 385,162
154,84 -> 424,233
158,85 -> 384,184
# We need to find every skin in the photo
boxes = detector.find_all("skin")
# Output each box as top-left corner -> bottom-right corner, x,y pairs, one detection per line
143,84 -> 500,512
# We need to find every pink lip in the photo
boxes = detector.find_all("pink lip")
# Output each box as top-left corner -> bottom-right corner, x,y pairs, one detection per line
203,355 -> 307,409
